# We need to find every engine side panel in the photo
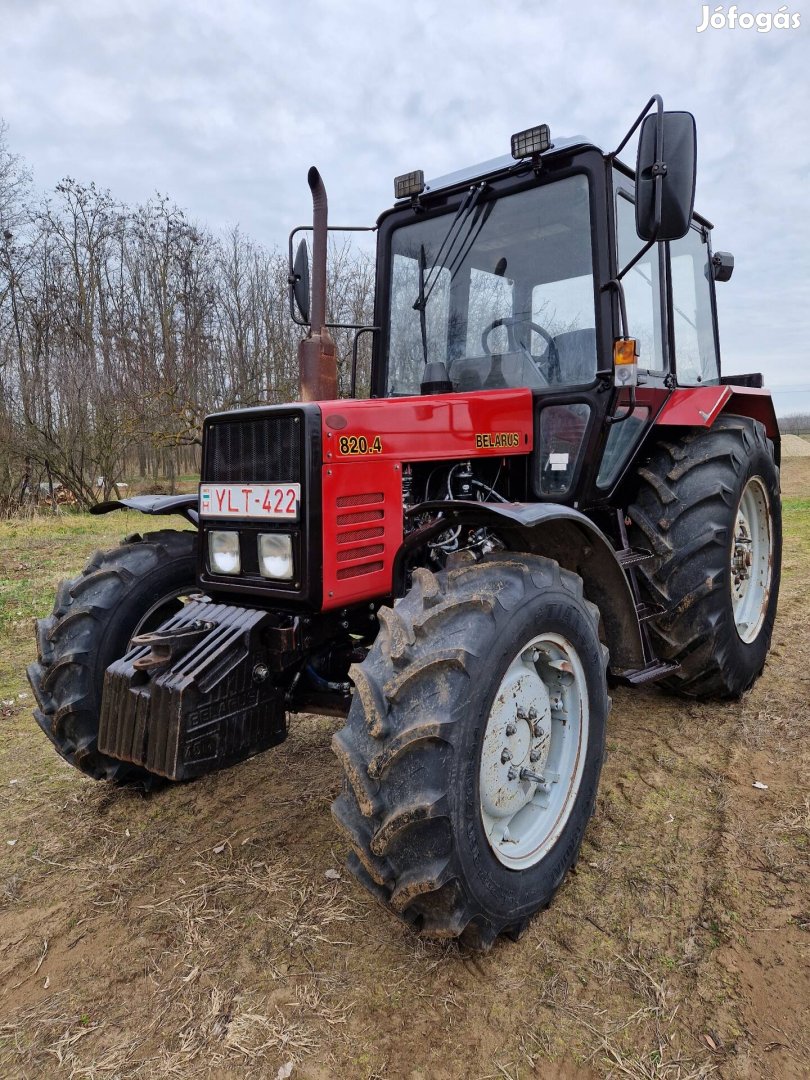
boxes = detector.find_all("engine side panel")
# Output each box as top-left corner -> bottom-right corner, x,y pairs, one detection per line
319,389 -> 534,609
322,459 -> 404,610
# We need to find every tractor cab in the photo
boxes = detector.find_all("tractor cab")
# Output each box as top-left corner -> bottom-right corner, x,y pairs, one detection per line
379,143 -> 600,399
364,106 -> 718,505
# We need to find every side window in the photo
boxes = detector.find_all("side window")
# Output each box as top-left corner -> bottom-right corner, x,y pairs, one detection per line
537,403 -> 591,495
669,228 -> 720,385
615,190 -> 665,372
596,406 -> 650,488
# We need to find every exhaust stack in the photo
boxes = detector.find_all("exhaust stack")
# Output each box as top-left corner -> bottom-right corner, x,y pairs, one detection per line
298,167 -> 337,402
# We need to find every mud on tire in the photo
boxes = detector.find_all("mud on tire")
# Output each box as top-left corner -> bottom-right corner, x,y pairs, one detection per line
331,552 -> 609,949
28,529 -> 198,782
627,415 -> 781,699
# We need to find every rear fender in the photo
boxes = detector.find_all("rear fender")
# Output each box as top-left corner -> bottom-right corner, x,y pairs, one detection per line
396,501 -> 645,670
655,386 -> 779,458
90,494 -> 199,524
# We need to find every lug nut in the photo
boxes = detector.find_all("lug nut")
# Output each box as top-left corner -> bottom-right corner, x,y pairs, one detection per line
533,721 -> 545,737
505,722 -> 517,736
501,748 -> 513,764
529,748 -> 542,763
519,767 -> 546,785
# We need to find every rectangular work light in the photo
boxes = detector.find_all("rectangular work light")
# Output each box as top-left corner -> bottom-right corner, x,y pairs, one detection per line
209,530 -> 241,575
258,533 -> 294,581
511,124 -> 551,160
394,169 -> 425,199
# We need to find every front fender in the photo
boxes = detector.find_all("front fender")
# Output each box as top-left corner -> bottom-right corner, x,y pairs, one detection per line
90,494 -> 199,524
397,500 -> 645,671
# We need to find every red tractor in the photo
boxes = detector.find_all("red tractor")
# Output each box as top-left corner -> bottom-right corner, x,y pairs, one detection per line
30,96 -> 781,948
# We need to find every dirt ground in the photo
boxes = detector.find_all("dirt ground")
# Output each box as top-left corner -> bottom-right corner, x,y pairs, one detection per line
0,459 -> 808,1080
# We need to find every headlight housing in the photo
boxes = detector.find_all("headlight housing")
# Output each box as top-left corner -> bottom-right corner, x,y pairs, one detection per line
208,530 -> 240,575
258,533 -> 294,580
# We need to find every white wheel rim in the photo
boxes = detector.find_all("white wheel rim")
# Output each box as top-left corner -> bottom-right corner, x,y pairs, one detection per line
730,477 -> 773,644
478,633 -> 589,870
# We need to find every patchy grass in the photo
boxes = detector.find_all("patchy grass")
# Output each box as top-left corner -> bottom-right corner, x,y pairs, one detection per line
0,512 -> 193,701
0,488 -> 808,1079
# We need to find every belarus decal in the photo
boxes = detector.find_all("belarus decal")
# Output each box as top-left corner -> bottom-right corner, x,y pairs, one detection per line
475,432 -> 521,449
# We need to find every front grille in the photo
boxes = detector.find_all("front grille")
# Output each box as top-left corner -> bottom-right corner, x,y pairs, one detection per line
203,414 -> 301,484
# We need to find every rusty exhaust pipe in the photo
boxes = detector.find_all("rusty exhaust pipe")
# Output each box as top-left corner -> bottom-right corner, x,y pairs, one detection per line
298,167 -> 337,402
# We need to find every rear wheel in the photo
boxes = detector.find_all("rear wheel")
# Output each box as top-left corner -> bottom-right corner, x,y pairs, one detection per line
28,529 -> 199,782
331,553 -> 609,949
627,415 -> 781,698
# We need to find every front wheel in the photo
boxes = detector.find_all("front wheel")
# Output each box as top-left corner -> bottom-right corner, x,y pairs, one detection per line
28,529 -> 199,782
331,553 -> 609,949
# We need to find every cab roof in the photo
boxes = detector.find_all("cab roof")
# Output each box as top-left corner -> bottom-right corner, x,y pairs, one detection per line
420,136 -> 593,198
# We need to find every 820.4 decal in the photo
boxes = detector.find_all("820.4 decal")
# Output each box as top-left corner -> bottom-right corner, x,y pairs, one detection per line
338,434 -> 383,455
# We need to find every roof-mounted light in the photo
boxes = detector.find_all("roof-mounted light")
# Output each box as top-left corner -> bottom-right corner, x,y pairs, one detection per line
394,169 -> 425,200
510,124 -> 551,160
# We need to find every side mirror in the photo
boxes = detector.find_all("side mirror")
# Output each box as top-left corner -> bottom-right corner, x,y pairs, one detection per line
635,111 -> 696,242
290,238 -> 311,323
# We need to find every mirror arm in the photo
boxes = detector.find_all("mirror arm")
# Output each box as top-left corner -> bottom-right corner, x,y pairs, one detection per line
651,110 -> 666,238
613,93 -> 666,241
616,236 -> 657,283
288,223 -> 377,328
612,93 -> 664,157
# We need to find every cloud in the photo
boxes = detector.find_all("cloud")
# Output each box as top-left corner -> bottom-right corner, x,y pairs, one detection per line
1,0 -> 808,392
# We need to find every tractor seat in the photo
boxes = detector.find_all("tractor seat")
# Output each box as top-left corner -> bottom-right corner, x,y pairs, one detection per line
483,351 -> 553,390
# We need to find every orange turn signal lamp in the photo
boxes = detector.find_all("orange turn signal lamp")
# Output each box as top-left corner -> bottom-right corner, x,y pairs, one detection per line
613,337 -> 639,387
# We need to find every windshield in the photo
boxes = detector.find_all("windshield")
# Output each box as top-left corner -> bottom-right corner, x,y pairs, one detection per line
385,174 -> 597,396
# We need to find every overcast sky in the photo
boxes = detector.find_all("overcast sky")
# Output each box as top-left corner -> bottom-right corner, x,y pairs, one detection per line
1,0 -> 808,412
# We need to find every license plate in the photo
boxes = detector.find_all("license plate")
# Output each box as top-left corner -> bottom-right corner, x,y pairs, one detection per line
199,483 -> 300,520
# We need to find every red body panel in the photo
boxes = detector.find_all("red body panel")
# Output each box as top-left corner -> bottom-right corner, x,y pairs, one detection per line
319,389 -> 534,609
319,388 -> 534,463
321,459 -> 404,611
725,387 -> 779,439
655,386 -> 732,427
654,384 -> 778,439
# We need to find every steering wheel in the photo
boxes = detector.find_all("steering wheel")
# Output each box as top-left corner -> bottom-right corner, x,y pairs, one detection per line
481,316 -> 561,384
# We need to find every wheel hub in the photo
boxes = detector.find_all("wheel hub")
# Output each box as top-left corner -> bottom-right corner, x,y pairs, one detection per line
478,634 -> 588,870
479,666 -> 551,822
730,476 -> 772,644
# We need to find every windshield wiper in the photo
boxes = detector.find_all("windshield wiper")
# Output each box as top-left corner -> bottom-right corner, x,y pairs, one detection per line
413,181 -> 488,320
